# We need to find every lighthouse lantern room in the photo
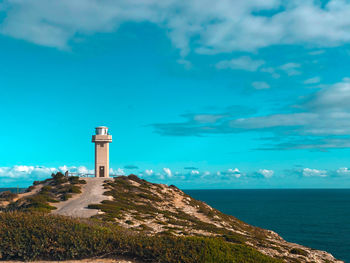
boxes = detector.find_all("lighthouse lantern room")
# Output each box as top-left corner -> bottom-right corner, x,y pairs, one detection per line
92,126 -> 112,177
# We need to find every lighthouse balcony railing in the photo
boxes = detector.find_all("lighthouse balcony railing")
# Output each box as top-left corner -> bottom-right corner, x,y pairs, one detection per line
92,135 -> 112,142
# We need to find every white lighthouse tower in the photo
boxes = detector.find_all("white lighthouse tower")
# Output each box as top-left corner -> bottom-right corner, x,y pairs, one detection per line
92,126 -> 112,177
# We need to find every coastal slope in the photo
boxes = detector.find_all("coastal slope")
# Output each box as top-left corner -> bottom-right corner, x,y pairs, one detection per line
0,174 -> 343,263
86,175 -> 342,263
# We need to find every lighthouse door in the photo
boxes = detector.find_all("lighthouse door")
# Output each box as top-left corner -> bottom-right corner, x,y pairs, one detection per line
99,166 -> 105,177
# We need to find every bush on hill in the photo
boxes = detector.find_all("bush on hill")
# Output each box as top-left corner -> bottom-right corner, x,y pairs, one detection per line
0,191 -> 18,201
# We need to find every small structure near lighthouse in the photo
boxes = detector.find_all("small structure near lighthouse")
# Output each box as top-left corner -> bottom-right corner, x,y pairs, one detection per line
92,126 -> 112,177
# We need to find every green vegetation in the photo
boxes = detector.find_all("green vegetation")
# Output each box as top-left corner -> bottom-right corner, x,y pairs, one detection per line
0,212 -> 283,263
2,172 -> 85,213
223,233 -> 246,244
290,247 -> 308,256
89,175 -> 164,222
0,191 -> 18,201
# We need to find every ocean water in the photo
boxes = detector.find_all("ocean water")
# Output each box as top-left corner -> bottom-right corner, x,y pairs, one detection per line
0,188 -> 26,193
184,189 -> 350,262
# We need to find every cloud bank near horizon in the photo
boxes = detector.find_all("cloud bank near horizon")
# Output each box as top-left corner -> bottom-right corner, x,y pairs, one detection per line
1,164 -> 349,188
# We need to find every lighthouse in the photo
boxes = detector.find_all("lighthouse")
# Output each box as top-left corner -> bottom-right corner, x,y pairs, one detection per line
92,126 -> 112,177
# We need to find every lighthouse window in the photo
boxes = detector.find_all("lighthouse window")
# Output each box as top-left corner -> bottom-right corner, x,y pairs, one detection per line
100,143 -> 104,147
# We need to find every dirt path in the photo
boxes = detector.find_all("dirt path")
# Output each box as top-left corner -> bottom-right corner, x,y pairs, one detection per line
52,178 -> 112,218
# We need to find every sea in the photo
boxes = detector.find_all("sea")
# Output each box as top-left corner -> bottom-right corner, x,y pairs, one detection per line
0,188 -> 26,194
184,189 -> 350,263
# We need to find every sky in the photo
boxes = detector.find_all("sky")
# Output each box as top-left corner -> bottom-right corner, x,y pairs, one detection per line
2,0 -> 350,188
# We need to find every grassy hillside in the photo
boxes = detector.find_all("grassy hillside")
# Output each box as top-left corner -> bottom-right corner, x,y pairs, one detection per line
0,212 -> 282,263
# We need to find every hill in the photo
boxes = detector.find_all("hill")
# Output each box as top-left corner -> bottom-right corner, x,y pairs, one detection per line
0,173 -> 343,263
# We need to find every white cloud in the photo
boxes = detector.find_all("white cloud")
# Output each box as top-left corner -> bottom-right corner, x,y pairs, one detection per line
309,50 -> 325,56
4,164 -> 350,188
0,164 -> 138,186
252,81 -> 270,90
108,168 -> 126,175
234,79 -> 350,137
304,78 -> 350,111
202,171 -> 211,177
258,169 -> 274,178
260,67 -> 280,78
113,168 -> 125,175
4,1 -> 350,56
279,62 -> 301,76
78,166 -> 93,174
303,168 -> 327,177
193,114 -> 225,123
144,169 -> 154,176
153,78 -> 350,150
216,56 -> 265,71
220,168 -> 242,178
336,167 -> 350,176
58,165 -> 69,173
304,76 -> 321,84
156,172 -> 165,180
216,59 -> 300,81
0,165 -> 57,179
59,165 -> 94,175
0,165 -> 58,186
163,168 -> 172,178
177,59 -> 192,69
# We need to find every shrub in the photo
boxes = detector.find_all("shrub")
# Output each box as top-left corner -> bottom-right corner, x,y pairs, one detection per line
139,224 -> 153,231
69,185 -> 82,194
41,186 -> 53,192
127,174 -> 144,184
290,248 -> 308,256
0,191 -> 18,201
61,193 -> 73,201
23,195 -> 57,212
68,176 -> 81,185
125,220 -> 134,225
52,172 -> 65,179
26,186 -> 35,192
223,234 -> 246,244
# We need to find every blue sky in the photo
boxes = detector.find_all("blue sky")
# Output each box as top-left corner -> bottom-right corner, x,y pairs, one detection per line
1,0 -> 350,188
